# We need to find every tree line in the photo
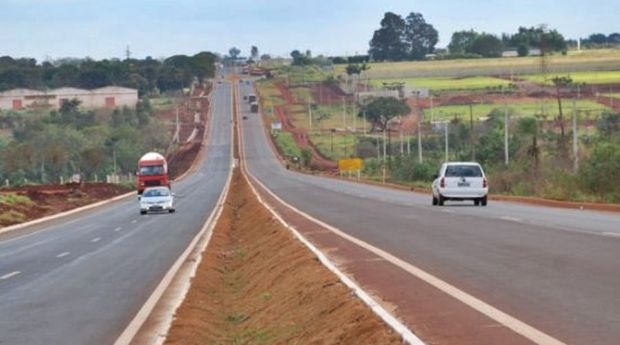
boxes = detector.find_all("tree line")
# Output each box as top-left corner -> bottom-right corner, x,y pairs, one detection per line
0,52 -> 217,95
0,98 -> 169,185
368,12 -> 572,61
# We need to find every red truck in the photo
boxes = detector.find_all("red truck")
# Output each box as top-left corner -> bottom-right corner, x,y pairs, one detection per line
136,152 -> 170,194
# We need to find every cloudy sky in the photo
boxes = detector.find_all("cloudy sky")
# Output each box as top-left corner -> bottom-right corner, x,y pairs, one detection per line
1,0 -> 618,61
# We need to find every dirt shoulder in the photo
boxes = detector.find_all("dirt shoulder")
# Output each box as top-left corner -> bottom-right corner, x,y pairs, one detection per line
0,183 -> 132,228
164,168 -> 403,345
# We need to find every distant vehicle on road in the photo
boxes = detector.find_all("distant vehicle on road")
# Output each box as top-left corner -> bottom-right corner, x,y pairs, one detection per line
432,161 -> 488,206
139,186 -> 175,214
136,152 -> 170,195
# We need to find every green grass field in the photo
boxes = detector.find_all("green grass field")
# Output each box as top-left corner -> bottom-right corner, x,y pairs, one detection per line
521,70 -> 620,85
369,76 -> 512,91
335,49 -> 620,80
426,99 -> 612,122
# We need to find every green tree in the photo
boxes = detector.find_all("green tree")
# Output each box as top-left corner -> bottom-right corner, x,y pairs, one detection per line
403,12 -> 438,60
448,30 -> 479,54
369,12 -> 408,61
228,47 -> 241,60
517,117 -> 540,172
470,33 -> 504,58
359,97 -> 410,132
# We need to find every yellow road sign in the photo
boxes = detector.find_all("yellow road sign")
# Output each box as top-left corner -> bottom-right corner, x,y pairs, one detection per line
338,158 -> 362,171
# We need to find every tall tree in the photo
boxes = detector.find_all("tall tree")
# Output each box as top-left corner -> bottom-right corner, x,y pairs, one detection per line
403,12 -> 438,60
359,97 -> 410,132
470,33 -> 504,57
448,30 -> 479,54
368,12 -> 407,62
228,47 -> 241,60
251,46 -> 259,60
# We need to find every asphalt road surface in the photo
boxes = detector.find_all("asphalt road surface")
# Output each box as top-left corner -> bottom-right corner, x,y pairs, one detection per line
237,79 -> 620,345
0,82 -> 233,345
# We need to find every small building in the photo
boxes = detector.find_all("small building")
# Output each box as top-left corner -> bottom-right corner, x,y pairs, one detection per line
0,86 -> 138,111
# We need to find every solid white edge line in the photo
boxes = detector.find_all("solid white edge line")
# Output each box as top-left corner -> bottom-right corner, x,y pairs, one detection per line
56,252 -> 70,258
237,82 -> 424,345
1,271 -> 21,280
113,81 -> 234,345
0,192 -> 135,236
243,172 -> 426,345
245,175 -> 567,345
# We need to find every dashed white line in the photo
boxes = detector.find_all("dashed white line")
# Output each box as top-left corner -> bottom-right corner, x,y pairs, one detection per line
56,252 -> 70,258
131,220 -> 137,224
602,232 -> 620,238
91,237 -> 101,243
114,227 -> 122,232
499,216 -> 523,223
1,271 -> 21,280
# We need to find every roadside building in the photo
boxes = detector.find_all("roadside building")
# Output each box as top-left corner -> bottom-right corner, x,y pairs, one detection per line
0,86 -> 138,110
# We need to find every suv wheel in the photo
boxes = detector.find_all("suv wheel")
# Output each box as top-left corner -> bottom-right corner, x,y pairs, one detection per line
432,196 -> 438,205
481,196 -> 488,206
438,195 -> 445,206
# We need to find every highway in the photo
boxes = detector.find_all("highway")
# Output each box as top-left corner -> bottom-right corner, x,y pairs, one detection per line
0,82 -> 233,345
1,77 -> 619,345
237,79 -> 620,345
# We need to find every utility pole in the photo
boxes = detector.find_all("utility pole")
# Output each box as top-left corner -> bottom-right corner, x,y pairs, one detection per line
572,98 -> 578,173
416,92 -> 422,163
430,95 -> 434,123
342,97 -> 346,131
307,96 -> 312,132
444,122 -> 449,161
399,129 -> 404,155
382,127 -> 387,184
469,103 -> 475,161
503,86 -> 509,166
504,103 -> 509,166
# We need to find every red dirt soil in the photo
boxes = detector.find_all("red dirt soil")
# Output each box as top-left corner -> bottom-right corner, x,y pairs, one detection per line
164,169 -> 403,345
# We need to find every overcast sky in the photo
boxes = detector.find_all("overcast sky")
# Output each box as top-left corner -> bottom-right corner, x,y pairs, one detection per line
2,0 -> 618,61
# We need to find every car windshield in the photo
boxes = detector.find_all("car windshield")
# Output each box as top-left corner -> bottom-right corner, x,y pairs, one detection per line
445,165 -> 482,177
144,189 -> 169,197
139,165 -> 164,176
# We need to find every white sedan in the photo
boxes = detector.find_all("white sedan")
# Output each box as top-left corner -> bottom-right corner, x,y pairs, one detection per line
432,161 -> 488,206
139,186 -> 175,214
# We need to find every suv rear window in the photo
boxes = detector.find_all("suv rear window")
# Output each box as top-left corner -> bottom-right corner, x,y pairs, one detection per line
445,165 -> 482,177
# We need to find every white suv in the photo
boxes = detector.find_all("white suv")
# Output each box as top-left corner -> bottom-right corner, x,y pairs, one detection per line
432,162 -> 488,206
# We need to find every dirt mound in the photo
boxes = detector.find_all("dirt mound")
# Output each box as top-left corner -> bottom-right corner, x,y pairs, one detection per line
164,169 -> 402,344
0,183 -> 131,227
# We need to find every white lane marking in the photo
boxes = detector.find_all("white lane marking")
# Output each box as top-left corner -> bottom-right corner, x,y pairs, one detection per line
1,271 -> 21,280
131,219 -> 137,224
245,176 -> 425,345
247,175 -> 566,345
56,252 -> 70,258
499,216 -> 523,222
91,237 -> 101,243
602,232 -> 620,238
114,227 -> 122,232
